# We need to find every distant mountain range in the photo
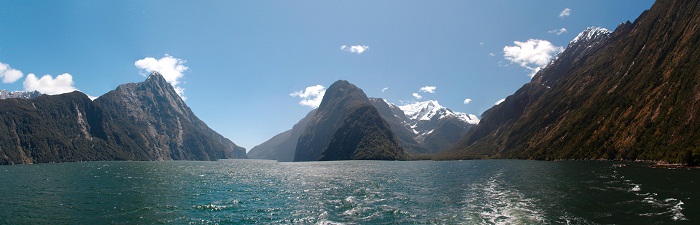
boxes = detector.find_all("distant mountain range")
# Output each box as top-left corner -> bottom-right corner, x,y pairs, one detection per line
441,0 -> 700,165
0,72 -> 246,165
0,90 -> 41,100
248,83 -> 478,161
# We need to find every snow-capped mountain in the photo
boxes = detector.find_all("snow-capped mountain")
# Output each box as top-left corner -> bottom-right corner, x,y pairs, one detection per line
0,90 -> 41,100
374,99 -> 479,153
398,100 -> 479,133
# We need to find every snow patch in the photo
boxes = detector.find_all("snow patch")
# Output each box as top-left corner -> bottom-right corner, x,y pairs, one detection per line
571,27 -> 611,45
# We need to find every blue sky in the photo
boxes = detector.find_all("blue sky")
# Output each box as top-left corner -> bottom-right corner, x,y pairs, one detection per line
0,0 -> 655,150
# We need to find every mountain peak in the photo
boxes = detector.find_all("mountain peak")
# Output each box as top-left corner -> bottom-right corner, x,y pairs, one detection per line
570,27 -> 611,46
400,100 -> 447,122
146,71 -> 168,84
398,100 -> 479,129
325,80 -> 357,96
318,80 -> 369,110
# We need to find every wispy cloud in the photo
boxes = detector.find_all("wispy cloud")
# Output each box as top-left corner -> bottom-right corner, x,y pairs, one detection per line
559,8 -> 571,18
381,87 -> 389,92
412,93 -> 423,100
0,61 -> 24,84
340,45 -> 369,54
290,84 -> 326,108
463,98 -> 472,104
495,98 -> 506,105
503,39 -> 563,77
419,86 -> 436,93
23,73 -> 77,95
135,54 -> 188,99
549,28 -> 567,35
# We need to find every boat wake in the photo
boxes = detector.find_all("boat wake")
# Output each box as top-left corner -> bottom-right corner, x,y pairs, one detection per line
608,166 -> 688,222
461,171 -> 545,224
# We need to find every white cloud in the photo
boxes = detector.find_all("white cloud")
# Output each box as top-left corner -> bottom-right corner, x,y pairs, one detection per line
340,45 -> 369,54
495,98 -> 506,105
559,8 -> 571,18
134,54 -> 188,99
503,39 -> 564,77
419,86 -> 436,93
290,84 -> 326,108
381,87 -> 389,92
549,28 -> 568,35
412,93 -> 423,100
23,73 -> 77,95
0,61 -> 24,83
489,53 -> 496,57
463,98 -> 472,104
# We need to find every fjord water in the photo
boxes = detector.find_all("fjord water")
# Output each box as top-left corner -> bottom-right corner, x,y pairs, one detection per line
0,160 -> 697,224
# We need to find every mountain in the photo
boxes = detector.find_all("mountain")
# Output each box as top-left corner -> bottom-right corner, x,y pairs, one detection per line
0,91 -> 114,164
443,0 -> 700,164
369,98 -> 430,154
249,97 -> 477,161
0,72 -> 246,165
0,90 -> 41,100
247,109 -> 315,162
294,80 -> 406,161
95,72 -> 247,160
398,100 -> 479,152
370,99 -> 478,153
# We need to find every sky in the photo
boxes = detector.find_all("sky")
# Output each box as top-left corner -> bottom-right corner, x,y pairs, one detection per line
0,0 -> 655,150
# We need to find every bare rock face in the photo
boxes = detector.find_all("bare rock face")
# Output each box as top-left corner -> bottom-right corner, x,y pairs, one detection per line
445,0 -> 700,164
0,72 -> 246,165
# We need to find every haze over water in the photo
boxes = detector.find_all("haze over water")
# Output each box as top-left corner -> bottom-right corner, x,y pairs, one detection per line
1,160 -> 697,224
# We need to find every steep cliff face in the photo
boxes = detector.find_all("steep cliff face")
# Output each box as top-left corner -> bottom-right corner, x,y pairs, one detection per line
445,0 -> 700,164
0,92 -> 114,164
0,72 -> 246,165
294,80 -> 406,161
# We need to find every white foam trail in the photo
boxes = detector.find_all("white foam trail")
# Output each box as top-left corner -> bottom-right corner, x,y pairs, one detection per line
631,184 -> 641,192
462,171 -> 545,224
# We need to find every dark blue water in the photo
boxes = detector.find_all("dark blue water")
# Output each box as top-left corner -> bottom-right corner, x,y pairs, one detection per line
0,160 -> 697,224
